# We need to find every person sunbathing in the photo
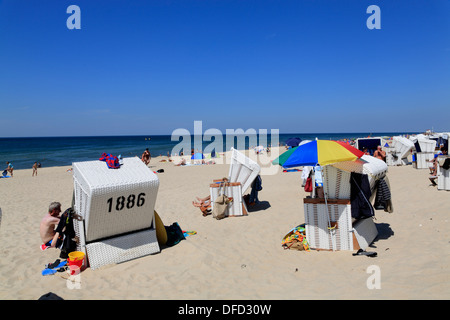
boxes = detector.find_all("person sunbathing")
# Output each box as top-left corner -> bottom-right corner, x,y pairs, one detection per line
192,196 -> 210,206
175,159 -> 187,166
192,196 -> 212,216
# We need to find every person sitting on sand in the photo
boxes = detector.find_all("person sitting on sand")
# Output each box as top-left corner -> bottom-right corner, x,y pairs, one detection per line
141,148 -> 151,165
5,162 -> 13,177
373,146 -> 386,162
39,202 -> 62,250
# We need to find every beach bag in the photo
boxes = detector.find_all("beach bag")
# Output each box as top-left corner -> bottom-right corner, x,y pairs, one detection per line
304,177 -> 313,192
212,182 -> 231,220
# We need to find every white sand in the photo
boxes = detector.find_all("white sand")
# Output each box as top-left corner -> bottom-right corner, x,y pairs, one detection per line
0,147 -> 449,300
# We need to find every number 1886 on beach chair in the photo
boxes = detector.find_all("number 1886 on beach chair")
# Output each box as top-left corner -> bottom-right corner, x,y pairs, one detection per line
72,157 -> 160,270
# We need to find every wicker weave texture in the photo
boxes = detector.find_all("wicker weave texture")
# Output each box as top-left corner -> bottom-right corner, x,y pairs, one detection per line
85,228 -> 160,270
416,139 -> 437,152
415,152 -> 434,169
437,164 -> 450,191
324,156 -> 387,199
392,136 -> 414,158
73,157 -> 159,242
304,202 -> 353,251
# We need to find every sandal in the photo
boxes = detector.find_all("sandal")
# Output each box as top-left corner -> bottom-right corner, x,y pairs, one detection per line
352,249 -> 377,258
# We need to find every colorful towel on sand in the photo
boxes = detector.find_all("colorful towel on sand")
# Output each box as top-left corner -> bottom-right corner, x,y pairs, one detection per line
282,225 -> 310,251
183,230 -> 197,237
99,153 -> 121,169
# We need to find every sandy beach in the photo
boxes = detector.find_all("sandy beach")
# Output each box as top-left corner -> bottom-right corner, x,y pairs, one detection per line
0,146 -> 449,300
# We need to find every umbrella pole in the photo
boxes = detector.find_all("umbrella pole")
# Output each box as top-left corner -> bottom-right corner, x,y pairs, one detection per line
322,166 -> 336,251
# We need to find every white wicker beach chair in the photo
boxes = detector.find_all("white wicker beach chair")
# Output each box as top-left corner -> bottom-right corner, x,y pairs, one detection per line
409,136 -> 437,169
303,198 -> 379,251
304,198 -> 353,251
386,136 -> 414,166
209,148 -> 261,217
72,157 -> 160,269
304,155 -> 386,251
413,152 -> 435,169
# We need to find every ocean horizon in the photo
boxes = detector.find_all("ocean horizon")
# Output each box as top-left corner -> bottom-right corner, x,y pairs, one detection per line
0,131 -> 420,170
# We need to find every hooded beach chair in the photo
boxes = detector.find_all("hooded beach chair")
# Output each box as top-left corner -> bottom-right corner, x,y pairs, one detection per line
386,136 -> 414,166
72,157 -> 160,269
209,148 -> 261,217
303,155 -> 389,251
410,136 -> 437,169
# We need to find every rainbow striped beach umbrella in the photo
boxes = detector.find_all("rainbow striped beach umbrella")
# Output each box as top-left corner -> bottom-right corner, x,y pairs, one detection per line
273,140 -> 365,168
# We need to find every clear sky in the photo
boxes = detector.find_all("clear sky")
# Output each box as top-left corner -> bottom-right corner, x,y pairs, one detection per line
0,0 -> 449,137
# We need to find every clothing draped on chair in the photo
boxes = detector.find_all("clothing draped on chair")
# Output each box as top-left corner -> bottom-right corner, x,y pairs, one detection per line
374,177 -> 393,213
350,172 -> 374,219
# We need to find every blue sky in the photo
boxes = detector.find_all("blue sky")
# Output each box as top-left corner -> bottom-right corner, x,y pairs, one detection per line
0,0 -> 449,137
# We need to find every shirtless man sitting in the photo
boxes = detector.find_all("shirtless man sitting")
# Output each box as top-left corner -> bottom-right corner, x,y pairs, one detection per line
373,145 -> 386,162
39,202 -> 62,250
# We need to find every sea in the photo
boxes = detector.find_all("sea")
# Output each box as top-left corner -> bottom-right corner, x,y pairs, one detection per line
0,132 -> 418,170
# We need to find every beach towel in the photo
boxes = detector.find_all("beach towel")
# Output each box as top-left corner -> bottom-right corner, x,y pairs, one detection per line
164,222 -> 186,247
183,230 -> 197,237
99,153 -> 121,169
304,177 -> 313,192
281,225 -> 310,251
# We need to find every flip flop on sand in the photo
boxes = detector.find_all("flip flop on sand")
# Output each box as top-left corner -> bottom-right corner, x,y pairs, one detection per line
40,241 -> 52,251
352,249 -> 377,258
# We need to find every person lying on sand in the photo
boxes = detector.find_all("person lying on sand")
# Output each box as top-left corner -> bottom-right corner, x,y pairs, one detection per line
192,196 -> 212,216
175,159 -> 187,166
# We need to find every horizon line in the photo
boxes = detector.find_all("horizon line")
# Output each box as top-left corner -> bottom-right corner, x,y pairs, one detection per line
0,130 -> 430,139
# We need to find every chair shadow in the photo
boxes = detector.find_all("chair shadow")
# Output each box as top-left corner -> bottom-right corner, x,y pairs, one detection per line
369,222 -> 394,248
